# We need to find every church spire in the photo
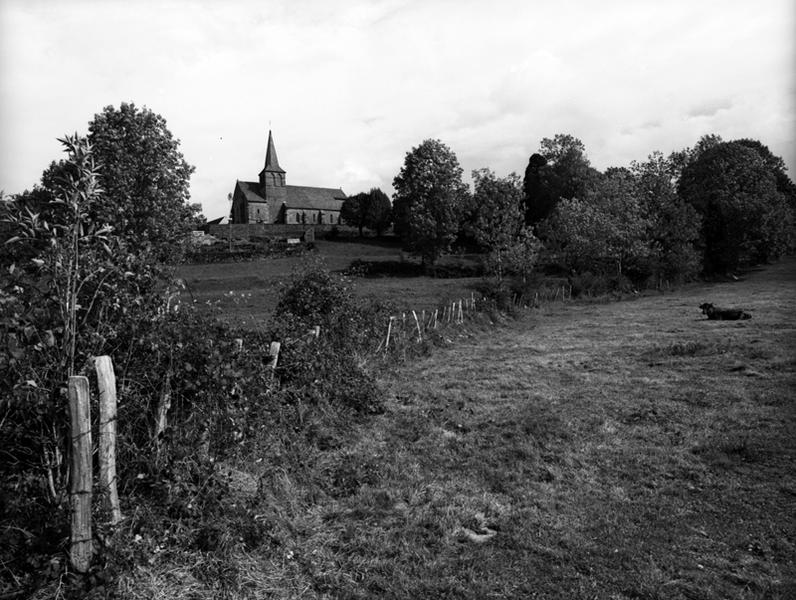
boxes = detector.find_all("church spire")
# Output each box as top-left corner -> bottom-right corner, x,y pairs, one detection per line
262,130 -> 285,174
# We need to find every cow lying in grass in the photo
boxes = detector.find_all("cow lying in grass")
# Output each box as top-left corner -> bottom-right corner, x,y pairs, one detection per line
699,303 -> 752,320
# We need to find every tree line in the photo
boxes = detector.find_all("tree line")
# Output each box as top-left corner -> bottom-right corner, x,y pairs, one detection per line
365,132 -> 795,285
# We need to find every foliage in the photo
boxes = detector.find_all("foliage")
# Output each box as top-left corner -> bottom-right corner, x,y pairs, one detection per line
270,259 -> 386,413
542,168 -> 650,277
340,188 -> 393,237
498,226 -> 542,281
89,103 -> 201,260
523,134 -> 600,226
735,138 -> 796,216
0,136 -> 182,595
18,103 -> 200,263
392,139 -> 469,264
1,136 -> 155,502
466,168 -> 542,284
631,152 -> 702,282
679,140 -> 794,273
340,192 -> 369,237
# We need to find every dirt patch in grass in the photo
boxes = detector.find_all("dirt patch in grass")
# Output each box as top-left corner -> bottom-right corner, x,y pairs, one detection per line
123,258 -> 796,598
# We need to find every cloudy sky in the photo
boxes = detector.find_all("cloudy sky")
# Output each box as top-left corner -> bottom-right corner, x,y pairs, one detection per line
1,0 -> 794,220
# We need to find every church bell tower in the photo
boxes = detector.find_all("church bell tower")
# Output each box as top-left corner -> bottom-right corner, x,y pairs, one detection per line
258,130 -> 287,208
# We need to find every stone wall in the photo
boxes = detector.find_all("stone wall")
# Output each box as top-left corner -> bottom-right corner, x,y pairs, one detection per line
206,223 -> 317,242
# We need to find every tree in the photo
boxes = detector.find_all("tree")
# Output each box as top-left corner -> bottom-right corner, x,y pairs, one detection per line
13,104 -> 199,262
363,188 -> 392,237
631,152 -> 702,282
1,135 -> 166,508
666,134 -> 724,188
679,140 -> 794,273
340,192 -> 369,237
735,138 -> 796,215
88,103 -> 200,260
341,188 -> 393,237
470,169 -> 526,281
392,139 -> 468,264
524,134 -> 600,226
543,168 -> 650,277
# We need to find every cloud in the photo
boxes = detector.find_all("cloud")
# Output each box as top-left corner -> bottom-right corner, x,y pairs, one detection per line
0,0 -> 793,219
688,100 -> 734,119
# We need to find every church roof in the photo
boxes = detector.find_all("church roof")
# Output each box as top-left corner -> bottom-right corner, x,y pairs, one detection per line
235,181 -> 345,211
260,130 -> 285,174
284,185 -> 346,211
236,180 -> 266,203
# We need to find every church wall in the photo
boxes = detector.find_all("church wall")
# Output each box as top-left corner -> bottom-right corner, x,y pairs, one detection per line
208,223 -> 314,240
285,209 -> 341,225
247,201 -> 269,223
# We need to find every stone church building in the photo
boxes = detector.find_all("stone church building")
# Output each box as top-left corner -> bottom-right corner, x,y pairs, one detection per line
230,131 -> 346,225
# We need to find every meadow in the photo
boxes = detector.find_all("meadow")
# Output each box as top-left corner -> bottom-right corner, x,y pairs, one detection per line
129,252 -> 795,599
178,237 -> 484,327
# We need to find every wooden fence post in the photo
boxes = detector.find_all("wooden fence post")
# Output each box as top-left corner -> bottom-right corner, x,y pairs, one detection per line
412,310 -> 422,341
269,341 -> 281,378
433,309 -> 438,329
155,372 -> 171,443
68,376 -> 92,573
385,317 -> 394,350
458,300 -> 463,323
94,356 -> 122,525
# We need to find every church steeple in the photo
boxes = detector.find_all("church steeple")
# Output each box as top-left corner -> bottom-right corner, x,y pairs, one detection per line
260,130 -> 285,176
259,129 -> 287,204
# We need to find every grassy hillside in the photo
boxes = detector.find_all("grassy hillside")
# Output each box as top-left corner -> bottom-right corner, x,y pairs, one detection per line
120,258 -> 796,598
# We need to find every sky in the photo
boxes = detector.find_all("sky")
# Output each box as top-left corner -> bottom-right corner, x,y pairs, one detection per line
1,0 -> 794,220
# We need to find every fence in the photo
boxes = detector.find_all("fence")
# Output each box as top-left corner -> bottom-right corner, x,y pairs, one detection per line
67,357 -> 124,573
66,283 -> 574,572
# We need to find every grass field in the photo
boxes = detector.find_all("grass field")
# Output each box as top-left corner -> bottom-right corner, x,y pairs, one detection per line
177,238 -> 483,327
127,257 -> 795,599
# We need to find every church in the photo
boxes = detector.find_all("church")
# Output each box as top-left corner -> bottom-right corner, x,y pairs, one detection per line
230,131 -> 346,225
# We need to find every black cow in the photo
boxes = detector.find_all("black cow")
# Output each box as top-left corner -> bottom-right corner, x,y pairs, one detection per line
699,303 -> 751,320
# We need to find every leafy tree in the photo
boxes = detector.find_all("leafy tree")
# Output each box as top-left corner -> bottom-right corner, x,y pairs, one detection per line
392,139 -> 468,264
631,152 -> 702,282
679,140 -> 794,273
363,187 -> 393,237
23,103 -> 200,262
340,192 -> 369,237
735,138 -> 796,215
1,135 -> 166,506
341,188 -> 393,237
524,134 -> 600,226
543,168 -> 650,277
470,169 -> 528,281
665,134 -> 724,189
89,103 -> 200,259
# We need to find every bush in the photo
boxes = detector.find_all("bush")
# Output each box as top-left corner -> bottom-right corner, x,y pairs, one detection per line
569,271 -> 633,298
268,259 -> 386,414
